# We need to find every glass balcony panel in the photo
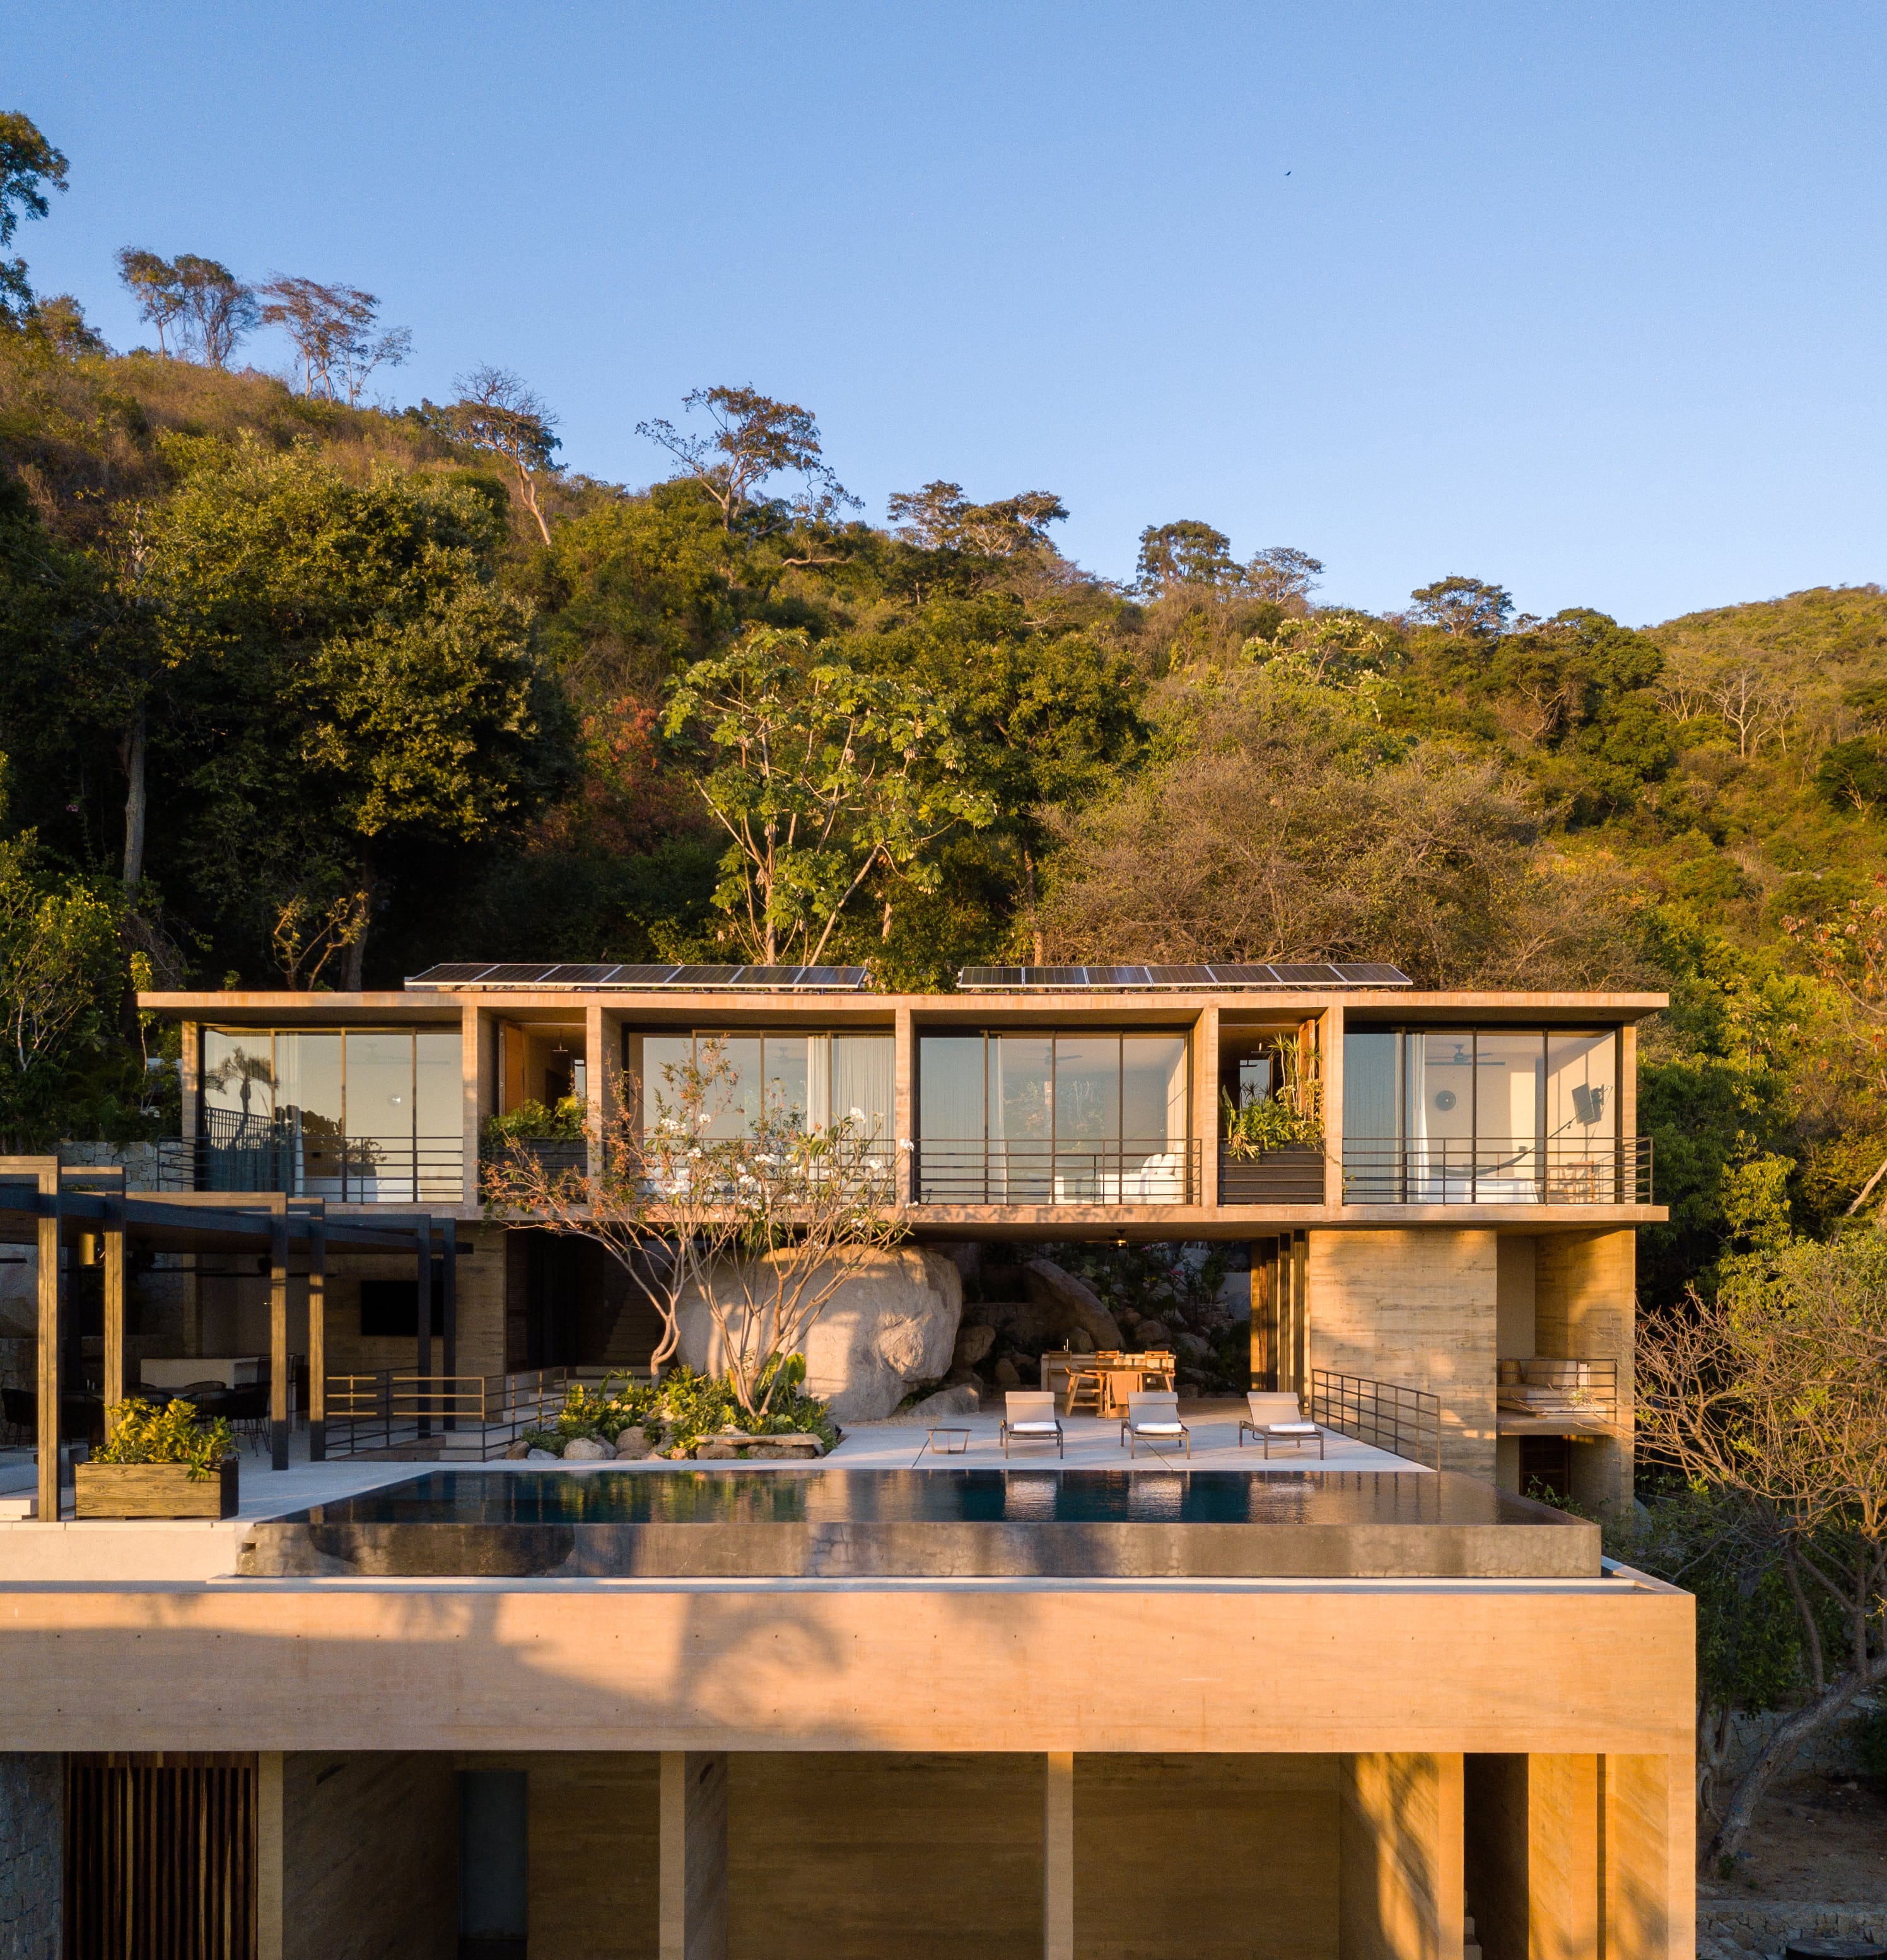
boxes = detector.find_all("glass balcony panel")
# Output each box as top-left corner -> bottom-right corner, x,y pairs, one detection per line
278,1030 -> 343,1198
346,1030 -> 416,1202
1475,1032 -> 1545,1201
414,1030 -> 464,1200
201,1029 -> 275,1126
763,1034 -> 812,1129
638,1036 -> 696,1133
1547,1031 -> 1619,1199
989,1037 -> 1053,1200
831,1034 -> 894,1140
1120,1034 -> 1189,1199
1054,1035 -> 1118,1143
1341,1029 -> 1399,1201
698,1035 -> 761,1139
1406,1032 -> 1475,1200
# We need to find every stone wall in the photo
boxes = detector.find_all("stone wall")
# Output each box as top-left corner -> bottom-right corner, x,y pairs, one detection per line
1697,1902 -> 1886,1959
0,1753 -> 62,1960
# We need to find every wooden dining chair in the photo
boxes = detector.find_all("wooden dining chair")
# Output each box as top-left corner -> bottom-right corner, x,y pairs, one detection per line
1065,1368 -> 1105,1417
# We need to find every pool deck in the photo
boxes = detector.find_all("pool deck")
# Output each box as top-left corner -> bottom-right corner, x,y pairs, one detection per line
0,1403 -> 1422,1583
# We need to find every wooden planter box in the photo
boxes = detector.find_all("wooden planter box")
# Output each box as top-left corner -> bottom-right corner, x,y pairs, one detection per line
1218,1143 -> 1328,1204
74,1457 -> 240,1520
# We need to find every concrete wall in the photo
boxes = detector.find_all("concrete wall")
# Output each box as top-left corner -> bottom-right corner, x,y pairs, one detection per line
281,1751 -> 457,1960
527,1753 -> 660,1960
1077,1753 -> 1340,1960
0,1753 -> 61,1960
1534,1230 -> 1636,1514
1338,1753 -> 1463,1960
1307,1230 -> 1499,1478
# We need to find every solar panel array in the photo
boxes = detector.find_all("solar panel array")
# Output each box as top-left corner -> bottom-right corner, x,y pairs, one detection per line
405,962 -> 872,992
955,962 -> 1413,991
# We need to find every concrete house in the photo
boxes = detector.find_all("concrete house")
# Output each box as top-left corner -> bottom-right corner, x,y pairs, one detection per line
0,960 -> 1693,1960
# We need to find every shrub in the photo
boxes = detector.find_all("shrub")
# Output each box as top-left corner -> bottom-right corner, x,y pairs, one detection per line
522,1363 -> 837,1457
482,1096 -> 585,1145
92,1397 -> 234,1478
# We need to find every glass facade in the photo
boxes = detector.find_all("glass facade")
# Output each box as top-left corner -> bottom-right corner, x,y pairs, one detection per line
198,1026 -> 462,1199
917,1030 -> 1191,1202
1342,1027 -> 1620,1202
627,1030 -> 896,1142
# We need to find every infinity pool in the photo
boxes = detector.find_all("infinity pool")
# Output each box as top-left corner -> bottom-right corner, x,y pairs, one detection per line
240,1469 -> 1598,1580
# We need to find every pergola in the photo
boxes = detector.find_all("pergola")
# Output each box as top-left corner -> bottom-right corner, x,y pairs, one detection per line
0,1157 -> 459,1522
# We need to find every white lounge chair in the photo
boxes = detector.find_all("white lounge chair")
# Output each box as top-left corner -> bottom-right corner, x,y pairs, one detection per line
1238,1390 -> 1304,1447
1000,1390 -> 1063,1459
1121,1390 -> 1189,1459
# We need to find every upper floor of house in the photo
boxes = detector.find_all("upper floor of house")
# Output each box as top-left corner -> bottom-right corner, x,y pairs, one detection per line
137,959 -> 1669,1235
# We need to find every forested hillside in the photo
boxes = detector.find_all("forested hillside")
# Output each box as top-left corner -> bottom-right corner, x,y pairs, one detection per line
4,110 -> 1886,1309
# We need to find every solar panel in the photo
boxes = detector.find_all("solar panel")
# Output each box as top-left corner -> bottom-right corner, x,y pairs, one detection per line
611,964 -> 684,984
478,962 -> 561,984
667,965 -> 744,986
731,965 -> 807,985
538,963 -> 623,986
1333,962 -> 1415,986
405,962 -> 499,987
954,960 -> 1414,991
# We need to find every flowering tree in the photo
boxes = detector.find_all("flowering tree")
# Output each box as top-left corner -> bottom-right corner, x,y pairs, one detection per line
482,1041 -> 903,1408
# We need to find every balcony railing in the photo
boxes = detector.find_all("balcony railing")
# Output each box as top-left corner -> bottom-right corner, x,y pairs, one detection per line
914,1140 -> 1200,1206
1308,1368 -> 1442,1469
195,1109 -> 464,1203
1496,1356 -> 1620,1432
1341,1136 -> 1652,1205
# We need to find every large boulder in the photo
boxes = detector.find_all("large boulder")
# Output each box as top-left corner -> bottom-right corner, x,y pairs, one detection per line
675,1247 -> 962,1425
1024,1259 -> 1125,1350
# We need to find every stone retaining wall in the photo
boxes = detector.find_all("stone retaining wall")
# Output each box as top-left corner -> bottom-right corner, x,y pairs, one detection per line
0,1753 -> 62,1960
1699,1901 -> 1886,1958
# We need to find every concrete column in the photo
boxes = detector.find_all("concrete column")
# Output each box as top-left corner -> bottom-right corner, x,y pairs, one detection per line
0,1753 -> 62,1958
660,1751 -> 727,1960
1602,1754 -> 1691,1960
1044,1751 -> 1073,1960
258,1749 -> 284,1960
270,1204 -> 291,1469
102,1191 -> 126,1434
460,1003 -> 484,1209
306,1216 -> 327,1462
894,1005 -> 914,1205
1323,1001 -> 1347,1206
1338,1751 -> 1464,1960
34,1164 -> 61,1524
585,1003 -> 619,1184
1195,1005 -> 1219,1208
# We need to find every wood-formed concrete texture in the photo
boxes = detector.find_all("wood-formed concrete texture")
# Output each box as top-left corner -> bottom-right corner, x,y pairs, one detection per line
1307,1230 -> 1500,1479
0,1579 -> 1691,1757
1534,1230 -> 1637,1514
228,1745 -> 1688,1960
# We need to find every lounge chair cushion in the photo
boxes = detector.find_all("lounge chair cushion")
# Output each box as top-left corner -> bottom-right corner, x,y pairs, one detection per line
1009,1420 -> 1061,1435
1131,1421 -> 1186,1435
1266,1422 -> 1319,1434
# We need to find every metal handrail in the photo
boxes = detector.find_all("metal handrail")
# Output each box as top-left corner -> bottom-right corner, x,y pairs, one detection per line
1496,1356 -> 1620,1428
1308,1368 -> 1442,1469
1340,1135 -> 1652,1205
914,1139 -> 1200,1206
325,1367 -> 570,1458
196,1109 -> 464,1202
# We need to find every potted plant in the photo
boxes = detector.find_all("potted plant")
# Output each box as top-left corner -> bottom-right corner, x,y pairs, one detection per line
76,1398 -> 239,1519
1220,1041 -> 1327,1201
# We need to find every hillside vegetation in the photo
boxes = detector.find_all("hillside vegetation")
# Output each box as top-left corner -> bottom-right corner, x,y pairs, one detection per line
3,320 -> 1887,1306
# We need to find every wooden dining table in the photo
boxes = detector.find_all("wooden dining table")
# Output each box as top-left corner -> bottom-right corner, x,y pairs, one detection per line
1039,1351 -> 1177,1416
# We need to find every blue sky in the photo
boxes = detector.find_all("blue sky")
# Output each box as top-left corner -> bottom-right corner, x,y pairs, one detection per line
15,1 -> 1887,624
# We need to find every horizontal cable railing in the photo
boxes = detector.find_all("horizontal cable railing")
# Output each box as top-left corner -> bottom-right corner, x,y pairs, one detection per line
914,1139 -> 1200,1206
1308,1368 -> 1442,1469
1340,1135 -> 1652,1205
196,1109 -> 464,1202
1495,1356 -> 1620,1428
325,1367 -> 570,1458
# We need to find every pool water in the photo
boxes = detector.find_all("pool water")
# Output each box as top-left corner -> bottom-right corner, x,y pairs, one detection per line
283,1467 -> 1555,1530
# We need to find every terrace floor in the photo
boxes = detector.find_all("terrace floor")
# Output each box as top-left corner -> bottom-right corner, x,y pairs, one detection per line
0,1402 -> 1421,1584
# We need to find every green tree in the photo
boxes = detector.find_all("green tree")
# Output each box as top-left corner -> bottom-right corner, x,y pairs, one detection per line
1408,573 -> 1513,639
141,441 -> 556,984
426,367 -> 559,544
1136,518 -> 1236,593
0,112 -> 67,326
663,624 -> 994,965
638,386 -> 851,534
115,248 -> 187,357
885,481 -> 1068,558
171,256 -> 256,368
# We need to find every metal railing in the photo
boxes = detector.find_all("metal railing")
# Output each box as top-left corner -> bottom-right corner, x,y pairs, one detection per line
479,1138 -> 588,1180
914,1139 -> 1200,1206
1496,1356 -> 1619,1429
1308,1368 -> 1442,1469
195,1109 -> 464,1202
324,1367 -> 570,1458
1341,1135 -> 1652,1205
